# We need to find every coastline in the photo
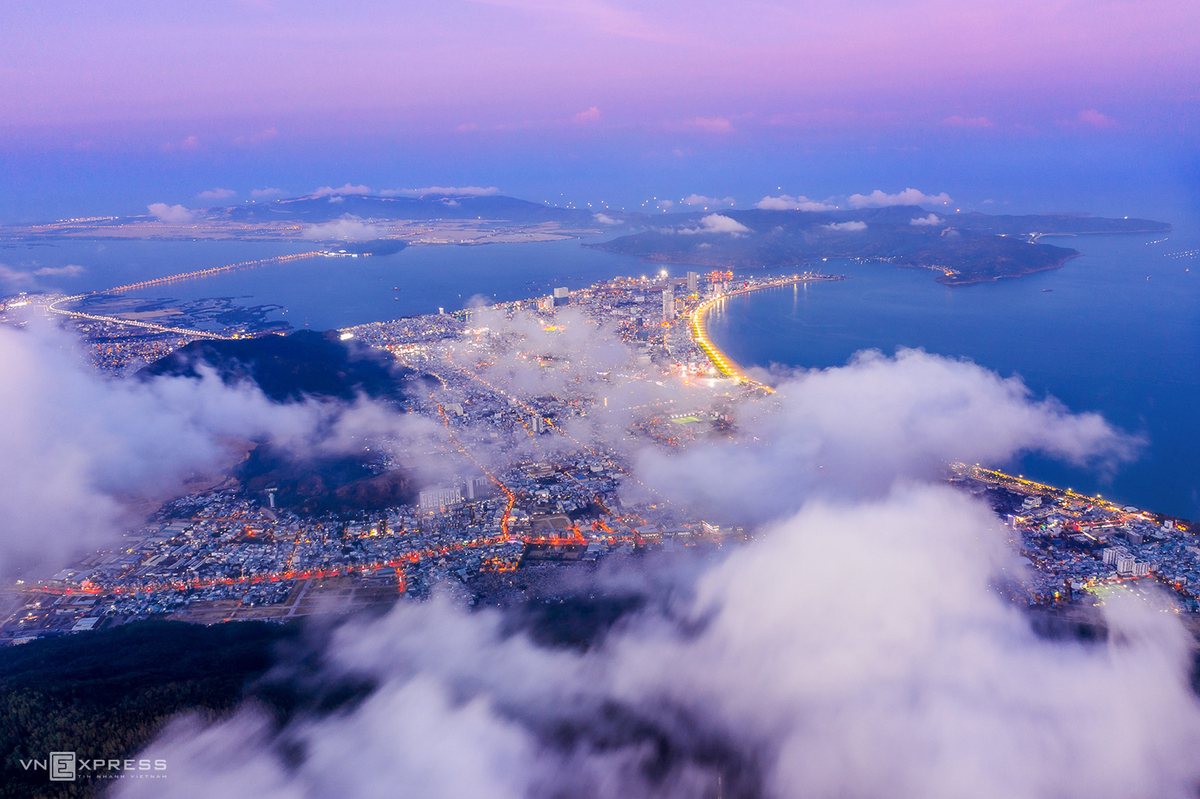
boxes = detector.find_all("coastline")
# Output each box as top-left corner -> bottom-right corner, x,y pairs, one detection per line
688,274 -> 842,392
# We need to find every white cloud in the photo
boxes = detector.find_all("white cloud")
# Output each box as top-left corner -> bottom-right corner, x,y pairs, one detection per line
313,183 -> 372,198
681,194 -> 734,207
677,213 -> 751,235
196,188 -> 236,202
147,203 -> 196,223
0,264 -> 85,291
302,216 -> 384,242
592,213 -> 622,225
382,186 -> 500,197
251,187 -> 285,198
34,264 -> 84,277
848,188 -> 952,208
0,322 -> 425,578
757,194 -> 836,211
113,333 -> 1193,799
656,199 -> 674,210
910,213 -> 943,226
636,348 -> 1137,522
823,220 -> 867,232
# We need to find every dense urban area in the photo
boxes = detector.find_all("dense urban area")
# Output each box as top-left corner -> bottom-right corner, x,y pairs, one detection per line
1,265 -> 1197,645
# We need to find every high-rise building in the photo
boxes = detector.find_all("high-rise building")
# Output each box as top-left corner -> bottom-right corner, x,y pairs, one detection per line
553,286 -> 570,307
418,485 -> 463,513
531,413 -> 546,433
687,271 -> 698,293
662,285 -> 675,322
462,475 -> 495,501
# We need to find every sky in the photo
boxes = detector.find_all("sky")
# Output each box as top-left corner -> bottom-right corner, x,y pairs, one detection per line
1,0 -> 1198,218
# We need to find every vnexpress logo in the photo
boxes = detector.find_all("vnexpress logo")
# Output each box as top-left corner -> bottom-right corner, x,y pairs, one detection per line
49,752 -> 76,782
20,752 -> 166,781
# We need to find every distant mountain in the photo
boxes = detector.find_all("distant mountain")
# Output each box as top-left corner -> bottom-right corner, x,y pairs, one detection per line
213,193 -> 601,226
590,207 -> 1170,285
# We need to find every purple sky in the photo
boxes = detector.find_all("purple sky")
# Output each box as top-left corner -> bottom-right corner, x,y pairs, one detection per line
2,0 -> 1197,217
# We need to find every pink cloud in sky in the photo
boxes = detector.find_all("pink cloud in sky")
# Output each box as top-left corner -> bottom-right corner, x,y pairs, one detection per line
685,116 -> 734,133
0,0 -> 1192,142
1077,109 -> 1116,128
572,106 -> 601,123
312,183 -> 371,198
943,115 -> 994,129
234,126 -> 278,145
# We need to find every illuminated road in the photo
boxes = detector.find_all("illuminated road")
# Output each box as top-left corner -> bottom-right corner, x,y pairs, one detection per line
689,274 -> 838,393
44,297 -> 236,340
40,251 -> 325,340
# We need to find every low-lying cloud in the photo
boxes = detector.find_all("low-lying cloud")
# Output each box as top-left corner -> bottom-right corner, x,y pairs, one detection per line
313,183 -> 371,198
382,186 -> 500,197
677,213 -> 750,235
0,322 -> 433,578
147,203 -> 195,223
196,188 -> 236,202
635,348 -> 1139,523
822,220 -> 867,232
0,264 -> 84,292
302,216 -> 384,242
122,481 -> 1195,799
756,194 -> 836,211
682,194 -> 734,207
848,188 -> 951,208
50,296 -> 1189,799
910,213 -> 943,226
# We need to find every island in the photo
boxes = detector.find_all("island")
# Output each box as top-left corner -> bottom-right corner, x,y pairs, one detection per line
589,206 -> 1170,285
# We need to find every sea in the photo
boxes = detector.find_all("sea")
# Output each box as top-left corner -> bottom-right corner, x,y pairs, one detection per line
705,213 -> 1200,520
2,214 -> 1197,519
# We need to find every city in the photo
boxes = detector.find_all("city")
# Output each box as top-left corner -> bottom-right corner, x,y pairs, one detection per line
3,266 -> 1196,645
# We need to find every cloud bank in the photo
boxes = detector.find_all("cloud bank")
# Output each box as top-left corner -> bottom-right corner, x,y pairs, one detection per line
116,345 -> 1191,799
312,183 -> 371,198
822,220 -> 867,232
910,213 -> 943,226
0,322 -> 434,578
382,186 -> 500,197
848,188 -> 952,208
302,216 -> 384,241
196,188 -> 236,202
677,213 -> 750,235
682,194 -> 734,207
146,203 -> 195,223
756,194 -> 836,211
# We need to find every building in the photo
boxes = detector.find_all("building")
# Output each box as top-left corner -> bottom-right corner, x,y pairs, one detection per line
531,413 -> 546,434
553,287 -> 570,307
464,475 -> 494,501
1116,556 -> 1151,578
419,485 -> 463,513
662,286 -> 675,322
687,271 -> 698,294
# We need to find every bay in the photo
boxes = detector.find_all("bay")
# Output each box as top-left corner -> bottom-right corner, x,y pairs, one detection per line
704,214 -> 1200,519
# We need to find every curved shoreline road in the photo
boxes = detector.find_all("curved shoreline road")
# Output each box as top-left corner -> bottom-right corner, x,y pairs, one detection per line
688,273 -> 842,393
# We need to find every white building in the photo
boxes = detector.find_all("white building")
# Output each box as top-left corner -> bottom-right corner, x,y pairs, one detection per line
419,485 -> 463,513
